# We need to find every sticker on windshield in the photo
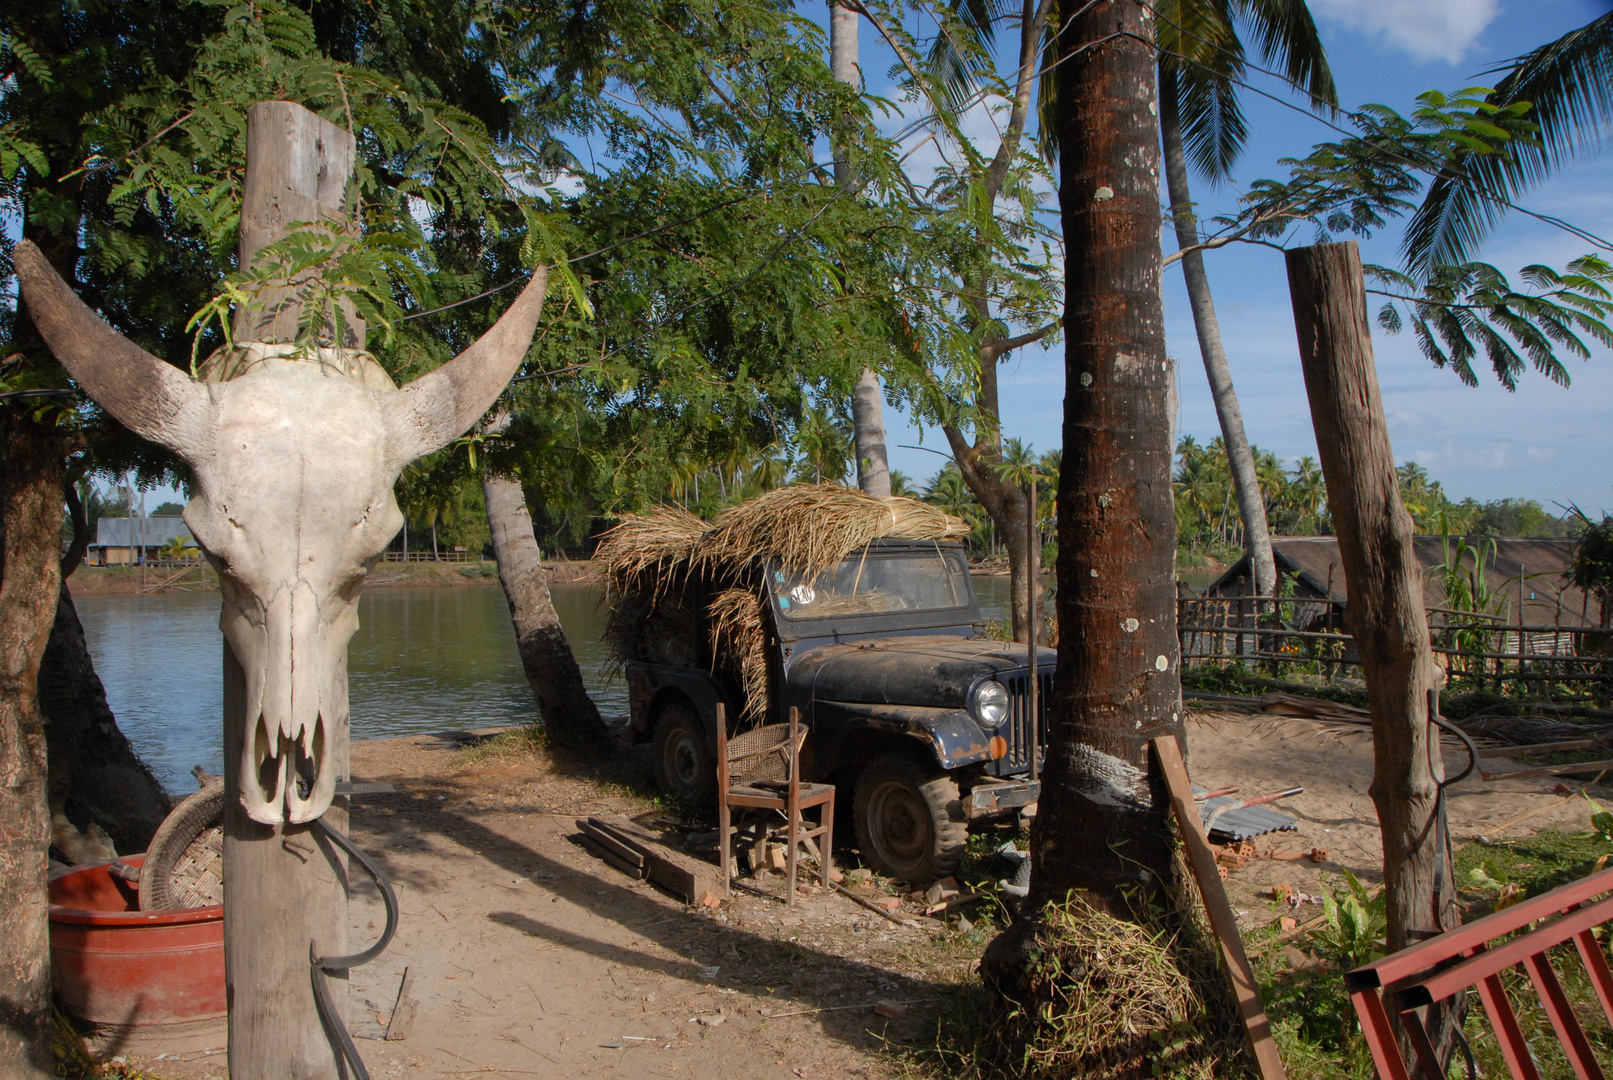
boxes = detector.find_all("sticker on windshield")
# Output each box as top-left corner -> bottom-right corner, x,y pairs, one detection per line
789,584 -> 817,606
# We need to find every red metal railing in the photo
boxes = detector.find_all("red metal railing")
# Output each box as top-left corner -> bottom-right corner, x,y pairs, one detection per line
1347,866 -> 1613,1080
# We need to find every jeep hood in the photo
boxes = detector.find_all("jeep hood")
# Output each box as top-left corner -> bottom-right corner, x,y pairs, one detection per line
785,636 -> 1056,708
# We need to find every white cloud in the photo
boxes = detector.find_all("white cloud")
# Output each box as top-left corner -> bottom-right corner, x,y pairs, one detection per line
1309,0 -> 1501,63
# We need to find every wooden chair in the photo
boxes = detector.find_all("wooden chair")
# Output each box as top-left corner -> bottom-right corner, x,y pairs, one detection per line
715,704 -> 834,906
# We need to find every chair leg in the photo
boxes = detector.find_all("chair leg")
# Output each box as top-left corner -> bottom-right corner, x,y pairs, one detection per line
819,800 -> 834,888
785,811 -> 798,908
718,797 -> 731,896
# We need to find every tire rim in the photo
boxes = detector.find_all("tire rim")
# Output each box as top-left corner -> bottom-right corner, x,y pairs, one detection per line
664,729 -> 702,793
866,779 -> 933,872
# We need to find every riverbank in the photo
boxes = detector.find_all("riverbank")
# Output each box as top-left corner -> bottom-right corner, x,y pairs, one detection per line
65,558 -> 597,597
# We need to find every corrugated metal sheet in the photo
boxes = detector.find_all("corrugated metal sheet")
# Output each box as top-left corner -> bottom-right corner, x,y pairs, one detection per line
1198,794 -> 1299,841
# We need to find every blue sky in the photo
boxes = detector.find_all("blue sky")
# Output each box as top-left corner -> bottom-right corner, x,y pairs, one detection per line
860,0 -> 1613,513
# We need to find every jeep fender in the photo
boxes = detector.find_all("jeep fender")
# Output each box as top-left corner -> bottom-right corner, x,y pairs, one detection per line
626,663 -> 731,745
815,701 -> 993,771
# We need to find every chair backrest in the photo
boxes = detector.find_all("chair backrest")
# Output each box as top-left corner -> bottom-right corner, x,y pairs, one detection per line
723,723 -> 803,785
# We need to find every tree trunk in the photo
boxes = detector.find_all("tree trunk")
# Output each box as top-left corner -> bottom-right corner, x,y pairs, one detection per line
986,1 -> 1182,1002
829,2 -> 893,498
1288,241 -> 1460,1067
943,429 -> 1036,642
0,414 -> 66,1079
1159,67 -> 1276,599
40,588 -> 172,856
1286,241 -> 1454,948
483,474 -> 609,749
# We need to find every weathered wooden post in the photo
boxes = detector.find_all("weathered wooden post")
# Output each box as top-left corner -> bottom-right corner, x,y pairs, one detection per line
1286,240 -> 1458,1056
223,101 -> 358,1080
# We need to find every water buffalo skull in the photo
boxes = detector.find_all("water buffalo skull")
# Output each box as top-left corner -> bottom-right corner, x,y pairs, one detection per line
15,240 -> 546,824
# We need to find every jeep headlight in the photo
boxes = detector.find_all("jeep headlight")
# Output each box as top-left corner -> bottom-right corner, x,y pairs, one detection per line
970,679 -> 1010,728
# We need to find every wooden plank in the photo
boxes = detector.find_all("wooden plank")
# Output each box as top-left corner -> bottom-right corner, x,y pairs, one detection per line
577,820 -> 647,871
1152,735 -> 1287,1080
1482,735 -> 1613,759
578,836 -> 646,881
1480,758 -> 1613,781
588,815 -> 719,905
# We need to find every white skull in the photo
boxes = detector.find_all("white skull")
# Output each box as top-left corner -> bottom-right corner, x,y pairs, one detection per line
16,241 -> 547,823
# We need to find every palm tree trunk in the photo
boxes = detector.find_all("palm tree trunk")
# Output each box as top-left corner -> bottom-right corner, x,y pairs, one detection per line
483,474 -> 610,750
830,2 -> 893,497
1159,68 -> 1276,599
985,2 -> 1181,1031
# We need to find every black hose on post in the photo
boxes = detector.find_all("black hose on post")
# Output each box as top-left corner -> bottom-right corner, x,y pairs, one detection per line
309,817 -> 400,1080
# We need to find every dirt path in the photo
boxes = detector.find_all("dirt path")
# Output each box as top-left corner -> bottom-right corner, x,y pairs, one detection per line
114,707 -> 1608,1078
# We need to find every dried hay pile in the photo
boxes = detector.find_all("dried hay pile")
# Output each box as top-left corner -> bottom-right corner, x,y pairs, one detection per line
594,484 -> 967,724
991,887 -> 1245,1080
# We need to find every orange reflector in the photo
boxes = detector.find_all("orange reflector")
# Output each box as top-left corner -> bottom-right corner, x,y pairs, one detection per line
988,736 -> 1008,760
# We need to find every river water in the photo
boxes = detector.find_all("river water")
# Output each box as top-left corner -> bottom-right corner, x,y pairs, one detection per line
78,576 -> 1014,796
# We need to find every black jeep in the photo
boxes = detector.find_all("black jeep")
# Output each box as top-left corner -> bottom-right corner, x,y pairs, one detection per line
625,538 -> 1052,884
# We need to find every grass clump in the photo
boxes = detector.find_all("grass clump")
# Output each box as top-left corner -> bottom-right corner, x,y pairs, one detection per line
450,725 -> 548,767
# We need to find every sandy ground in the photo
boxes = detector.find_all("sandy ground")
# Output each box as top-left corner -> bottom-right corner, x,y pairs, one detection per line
100,708 -> 1611,1079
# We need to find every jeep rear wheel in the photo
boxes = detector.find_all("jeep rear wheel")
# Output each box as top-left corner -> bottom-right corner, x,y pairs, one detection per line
853,753 -> 968,885
654,703 -> 713,802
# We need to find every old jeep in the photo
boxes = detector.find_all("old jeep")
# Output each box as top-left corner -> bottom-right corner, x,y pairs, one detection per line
625,538 -> 1051,884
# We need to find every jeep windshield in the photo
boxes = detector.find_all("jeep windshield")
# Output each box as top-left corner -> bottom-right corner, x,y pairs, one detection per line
768,547 -> 972,621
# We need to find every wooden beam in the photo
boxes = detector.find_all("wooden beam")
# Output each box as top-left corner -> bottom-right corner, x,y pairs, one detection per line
1151,735 -> 1287,1080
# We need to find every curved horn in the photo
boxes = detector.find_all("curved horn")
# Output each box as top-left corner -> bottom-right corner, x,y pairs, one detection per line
383,266 -> 548,467
13,240 -> 214,457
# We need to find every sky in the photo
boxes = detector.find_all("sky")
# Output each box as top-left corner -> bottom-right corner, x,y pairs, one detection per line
857,0 -> 1613,514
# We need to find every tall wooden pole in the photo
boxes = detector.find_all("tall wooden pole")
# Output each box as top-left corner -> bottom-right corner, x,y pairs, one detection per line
1286,240 -> 1457,1059
223,101 -> 356,1080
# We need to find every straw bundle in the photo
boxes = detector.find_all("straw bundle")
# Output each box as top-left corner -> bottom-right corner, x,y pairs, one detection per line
708,587 -> 770,725
593,504 -> 707,598
700,483 -> 968,578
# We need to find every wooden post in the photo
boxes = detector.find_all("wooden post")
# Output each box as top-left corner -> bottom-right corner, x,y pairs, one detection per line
1027,480 -> 1039,784
1286,241 -> 1457,1054
224,101 -> 357,1080
234,102 -> 364,348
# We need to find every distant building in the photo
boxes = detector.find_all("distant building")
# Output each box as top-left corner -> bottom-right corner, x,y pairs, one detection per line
1197,536 -> 1602,661
91,517 -> 195,565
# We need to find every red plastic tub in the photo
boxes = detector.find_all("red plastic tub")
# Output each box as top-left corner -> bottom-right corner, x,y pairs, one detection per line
48,855 -> 225,1025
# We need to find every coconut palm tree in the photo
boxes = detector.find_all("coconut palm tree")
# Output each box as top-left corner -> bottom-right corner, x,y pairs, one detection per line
1405,12 -> 1613,276
1156,0 -> 1336,599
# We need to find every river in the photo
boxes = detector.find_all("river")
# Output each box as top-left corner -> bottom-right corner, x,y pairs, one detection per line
77,576 -> 1015,796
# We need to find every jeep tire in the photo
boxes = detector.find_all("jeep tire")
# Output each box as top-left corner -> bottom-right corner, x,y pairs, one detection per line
654,702 -> 713,802
853,753 -> 968,885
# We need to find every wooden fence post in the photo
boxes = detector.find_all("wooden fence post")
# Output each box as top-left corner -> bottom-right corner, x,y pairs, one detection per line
1286,240 -> 1458,1058
223,101 -> 356,1080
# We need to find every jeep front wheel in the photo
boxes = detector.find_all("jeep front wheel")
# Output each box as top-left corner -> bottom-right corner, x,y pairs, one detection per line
853,753 -> 968,885
654,703 -> 713,802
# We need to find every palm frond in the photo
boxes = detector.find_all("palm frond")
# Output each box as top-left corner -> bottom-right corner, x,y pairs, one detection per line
1234,0 -> 1338,108
1404,11 -> 1613,275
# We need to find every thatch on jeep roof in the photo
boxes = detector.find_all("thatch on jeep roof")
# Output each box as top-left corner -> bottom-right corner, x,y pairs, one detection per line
698,483 -> 969,578
593,484 -> 969,723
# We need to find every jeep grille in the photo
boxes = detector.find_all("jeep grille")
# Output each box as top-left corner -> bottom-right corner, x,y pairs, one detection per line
990,671 -> 1053,776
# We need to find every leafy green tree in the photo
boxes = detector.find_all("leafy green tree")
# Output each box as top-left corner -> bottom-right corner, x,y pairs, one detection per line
1566,506 -> 1613,628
